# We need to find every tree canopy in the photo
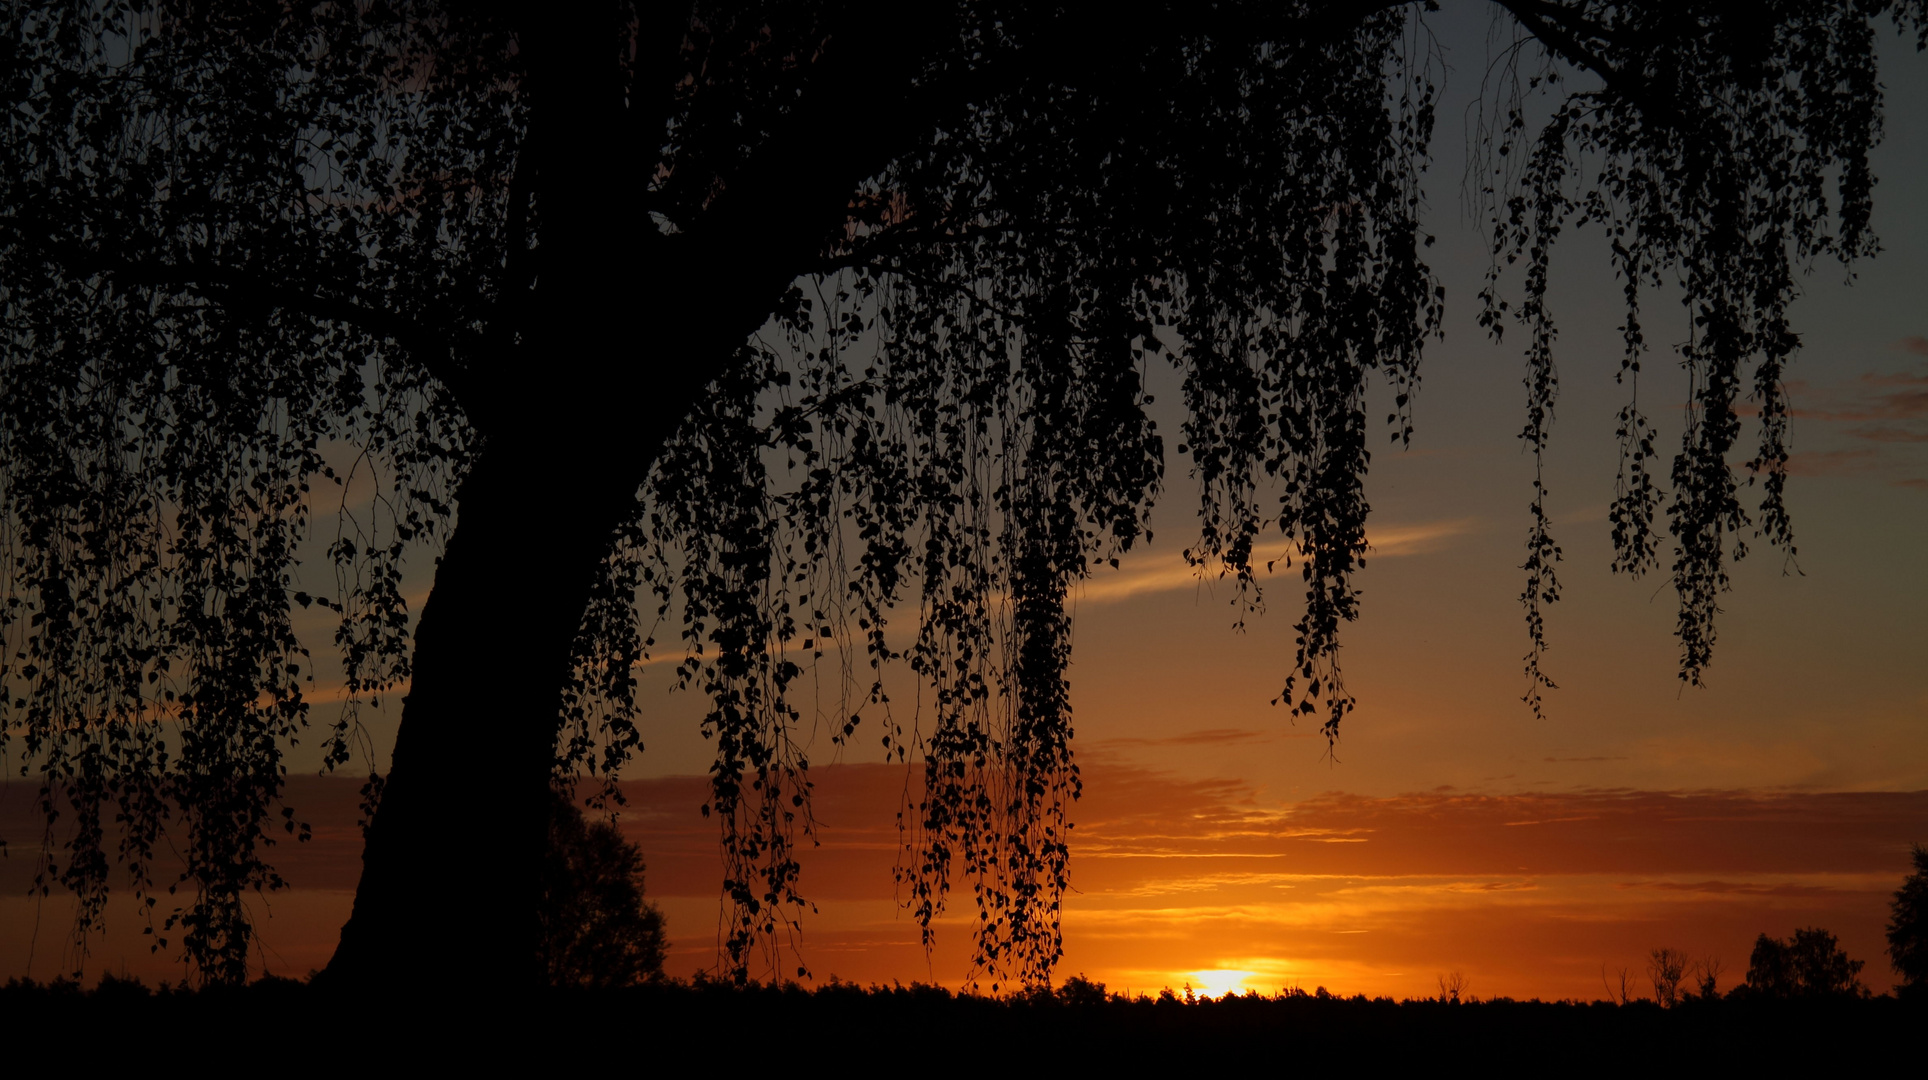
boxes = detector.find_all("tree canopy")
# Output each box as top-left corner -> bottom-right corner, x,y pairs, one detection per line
1743,928 -> 1867,1000
540,791 -> 667,988
1888,842 -> 1928,994
3,0 -> 1923,988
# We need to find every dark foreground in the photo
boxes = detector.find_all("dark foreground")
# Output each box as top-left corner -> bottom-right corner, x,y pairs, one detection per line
2,976 -> 1916,1069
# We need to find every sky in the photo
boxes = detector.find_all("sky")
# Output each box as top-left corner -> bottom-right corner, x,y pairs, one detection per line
3,7 -> 1925,999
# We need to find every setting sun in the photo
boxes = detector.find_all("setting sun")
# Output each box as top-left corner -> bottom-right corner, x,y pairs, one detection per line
1187,970 -> 1260,999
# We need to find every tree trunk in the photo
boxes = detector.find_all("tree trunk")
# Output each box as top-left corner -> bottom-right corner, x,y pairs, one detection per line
323,2 -> 917,987
326,6 -> 663,986
323,424 -> 652,985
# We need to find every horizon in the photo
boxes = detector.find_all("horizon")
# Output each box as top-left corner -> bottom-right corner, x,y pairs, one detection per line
6,769 -> 1924,1000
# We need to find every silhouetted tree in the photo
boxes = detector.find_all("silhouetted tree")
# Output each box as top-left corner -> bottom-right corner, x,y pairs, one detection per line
539,791 -> 667,989
1743,929 -> 1866,1000
1691,955 -> 1724,1001
1057,974 -> 1110,1007
1601,964 -> 1636,1005
1888,843 -> 1928,996
1647,947 -> 1687,1007
4,1 -> 1925,989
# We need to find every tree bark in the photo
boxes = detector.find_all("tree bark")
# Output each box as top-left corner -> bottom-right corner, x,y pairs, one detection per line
324,428 -> 652,984
324,2 -> 964,988
326,5 -> 675,987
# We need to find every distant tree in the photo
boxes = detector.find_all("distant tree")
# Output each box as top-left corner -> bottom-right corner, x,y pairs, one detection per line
1691,954 -> 1724,1001
1744,929 -> 1866,1000
4,1 -> 1926,990
1057,974 -> 1110,1007
1745,934 -> 1797,997
1888,843 -> 1928,996
538,791 -> 666,989
1647,947 -> 1687,1007
1601,964 -> 1636,1005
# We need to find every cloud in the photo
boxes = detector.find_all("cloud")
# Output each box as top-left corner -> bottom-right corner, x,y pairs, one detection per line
616,516 -> 1485,668
17,765 -> 1907,902
1075,518 -> 1480,605
1789,368 -> 1928,425
1093,727 -> 1313,750
1620,880 -> 1847,898
1772,361 -> 1928,490
1784,448 -> 1880,477
10,767 -> 1923,997
1897,336 -> 1928,357
1784,362 -> 1928,473
1851,426 -> 1928,444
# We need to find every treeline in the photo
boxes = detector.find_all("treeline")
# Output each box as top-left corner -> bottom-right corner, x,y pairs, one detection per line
1616,928 -> 1874,1007
1617,844 -> 1928,1007
0,972 -> 1917,1068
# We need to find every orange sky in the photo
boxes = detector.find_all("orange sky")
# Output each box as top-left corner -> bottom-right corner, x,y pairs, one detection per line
640,763 -> 1927,1000
3,12 -> 1925,1000
6,769 -> 1922,1000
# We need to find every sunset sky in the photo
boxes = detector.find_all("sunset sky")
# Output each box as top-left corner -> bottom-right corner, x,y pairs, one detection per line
3,9 -> 1925,999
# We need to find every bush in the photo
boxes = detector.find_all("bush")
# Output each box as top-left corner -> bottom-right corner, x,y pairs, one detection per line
1886,843 -> 1928,995
1742,928 -> 1865,999
538,792 -> 667,988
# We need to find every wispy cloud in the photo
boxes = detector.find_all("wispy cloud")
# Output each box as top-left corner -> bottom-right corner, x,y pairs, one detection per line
1784,448 -> 1880,477
1093,727 -> 1315,750
1619,880 -> 1848,898
1076,518 -> 1481,605
613,765 -> 1927,997
14,766 -> 1921,998
1780,350 -> 1928,488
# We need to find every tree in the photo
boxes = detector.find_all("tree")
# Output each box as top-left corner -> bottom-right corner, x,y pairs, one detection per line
1646,947 -> 1687,1007
1690,954 -> 1724,1000
1743,928 -> 1867,1000
540,790 -> 667,989
3,1 -> 1924,990
1888,842 -> 1928,995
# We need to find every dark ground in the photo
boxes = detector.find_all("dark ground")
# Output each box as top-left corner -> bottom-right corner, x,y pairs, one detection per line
1,977 -> 1917,1071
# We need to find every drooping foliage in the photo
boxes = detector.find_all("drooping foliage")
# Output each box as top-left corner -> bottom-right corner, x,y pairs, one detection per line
2,0 -> 1921,989
0,2 -> 494,979
1471,0 -> 1927,711
626,5 -> 1447,988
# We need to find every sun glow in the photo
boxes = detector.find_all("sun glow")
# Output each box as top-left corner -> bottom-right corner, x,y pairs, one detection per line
1187,969 -> 1259,998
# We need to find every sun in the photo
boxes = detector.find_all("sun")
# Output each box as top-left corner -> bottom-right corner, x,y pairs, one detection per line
1188,969 -> 1259,999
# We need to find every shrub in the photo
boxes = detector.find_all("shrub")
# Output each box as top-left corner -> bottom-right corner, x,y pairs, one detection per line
1743,928 -> 1865,999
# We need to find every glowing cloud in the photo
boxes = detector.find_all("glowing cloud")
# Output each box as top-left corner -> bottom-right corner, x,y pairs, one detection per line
1075,517 -> 1480,605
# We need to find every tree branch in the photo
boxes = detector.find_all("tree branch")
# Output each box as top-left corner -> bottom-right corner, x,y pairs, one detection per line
1494,0 -> 1681,128
3,221 -> 483,417
698,0 -> 1431,294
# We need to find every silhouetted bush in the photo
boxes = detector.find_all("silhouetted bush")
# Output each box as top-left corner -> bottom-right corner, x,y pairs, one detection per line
1056,974 -> 1110,1007
1741,928 -> 1866,999
538,793 -> 666,988
1888,843 -> 1928,998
